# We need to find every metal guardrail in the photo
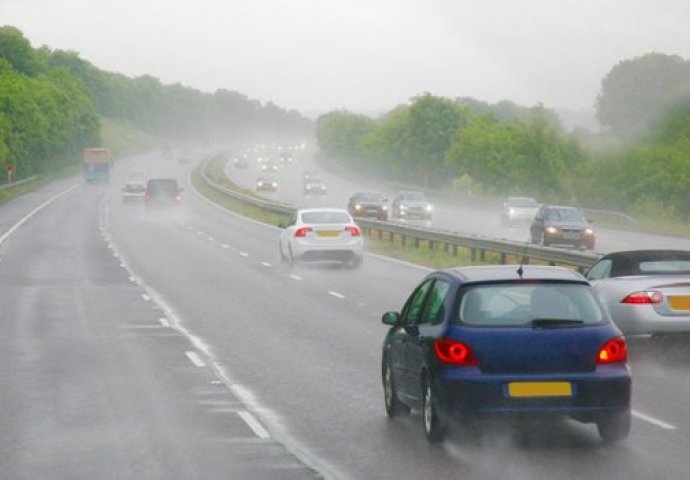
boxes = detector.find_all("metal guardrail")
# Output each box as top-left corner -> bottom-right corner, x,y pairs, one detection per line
201,154 -> 294,215
200,155 -> 599,270
0,176 -> 38,191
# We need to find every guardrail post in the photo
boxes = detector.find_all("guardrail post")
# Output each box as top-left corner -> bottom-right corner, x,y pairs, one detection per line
401,235 -> 407,247
500,252 -> 507,264
429,240 -> 435,250
471,248 -> 477,262
452,245 -> 458,257
480,249 -> 486,262
444,243 -> 449,253
414,238 -> 420,248
378,229 -> 383,240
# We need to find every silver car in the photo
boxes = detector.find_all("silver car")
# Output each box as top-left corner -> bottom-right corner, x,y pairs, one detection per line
586,250 -> 690,336
501,196 -> 539,226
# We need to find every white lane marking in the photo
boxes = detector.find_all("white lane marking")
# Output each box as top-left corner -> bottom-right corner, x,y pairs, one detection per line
141,294 -> 151,302
238,411 -> 271,439
221,244 -> 230,249
129,276 -> 136,282
239,252 -> 249,257
208,236 -> 215,241
328,291 -> 346,299
197,231 -> 204,236
260,261 -> 272,267
0,183 -> 81,247
632,409 -> 677,430
185,351 -> 207,367
289,274 -> 302,281
159,317 -> 170,328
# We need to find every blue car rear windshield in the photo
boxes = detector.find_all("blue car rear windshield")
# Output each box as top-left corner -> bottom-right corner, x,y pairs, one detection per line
457,283 -> 604,327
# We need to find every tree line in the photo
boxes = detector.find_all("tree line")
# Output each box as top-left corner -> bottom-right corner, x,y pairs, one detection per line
316,53 -> 690,222
0,25 -> 311,179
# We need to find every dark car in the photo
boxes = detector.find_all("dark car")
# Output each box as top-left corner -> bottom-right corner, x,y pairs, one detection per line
381,265 -> 631,444
530,205 -> 595,250
303,178 -> 328,196
391,191 -> 433,220
348,192 -> 389,221
256,174 -> 278,192
145,178 -> 183,206
278,152 -> 293,164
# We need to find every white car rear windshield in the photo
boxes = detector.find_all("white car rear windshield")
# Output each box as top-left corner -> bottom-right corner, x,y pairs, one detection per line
457,283 -> 604,327
301,212 -> 351,224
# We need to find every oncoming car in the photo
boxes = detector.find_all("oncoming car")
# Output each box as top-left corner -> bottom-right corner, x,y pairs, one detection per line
256,174 -> 278,192
530,205 -> 595,250
586,250 -> 690,336
348,192 -> 388,221
501,196 -> 539,226
278,209 -> 363,267
391,191 -> 433,220
303,178 -> 328,196
381,265 -> 631,444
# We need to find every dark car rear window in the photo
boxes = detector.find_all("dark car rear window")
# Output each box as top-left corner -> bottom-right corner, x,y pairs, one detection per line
147,179 -> 179,196
547,208 -> 586,223
456,283 -> 604,327
355,193 -> 384,202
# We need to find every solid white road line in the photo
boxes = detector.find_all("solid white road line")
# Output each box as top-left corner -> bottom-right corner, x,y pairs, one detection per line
141,294 -> 151,302
289,274 -> 302,281
328,291 -> 346,299
208,236 -> 215,241
239,252 -> 249,257
238,411 -> 271,439
221,244 -> 230,249
159,317 -> 170,328
0,183 -> 81,247
632,409 -> 677,430
185,351 -> 207,367
260,261 -> 272,267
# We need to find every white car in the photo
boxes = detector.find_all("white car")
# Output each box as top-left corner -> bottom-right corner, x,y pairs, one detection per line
278,209 -> 364,267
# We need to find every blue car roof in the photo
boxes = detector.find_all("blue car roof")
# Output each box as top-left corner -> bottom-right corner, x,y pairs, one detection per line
440,265 -> 587,284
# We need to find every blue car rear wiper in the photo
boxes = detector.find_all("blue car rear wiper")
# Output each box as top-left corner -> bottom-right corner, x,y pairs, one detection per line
530,318 -> 585,328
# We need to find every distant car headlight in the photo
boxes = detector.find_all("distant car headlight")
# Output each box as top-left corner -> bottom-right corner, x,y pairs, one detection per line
509,208 -> 516,215
584,228 -> 594,235
271,182 -> 277,187
355,204 -> 362,210
399,205 -> 407,211
257,181 -> 263,187
426,205 -> 433,211
546,226 -> 559,234
382,205 -> 388,210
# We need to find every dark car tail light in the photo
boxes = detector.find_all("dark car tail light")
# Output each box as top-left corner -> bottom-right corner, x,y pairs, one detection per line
345,225 -> 361,236
434,339 -> 478,366
294,226 -> 313,237
597,337 -> 628,364
621,290 -> 663,304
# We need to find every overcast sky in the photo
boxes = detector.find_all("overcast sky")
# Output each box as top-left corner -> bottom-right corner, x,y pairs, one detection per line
4,0 -> 690,115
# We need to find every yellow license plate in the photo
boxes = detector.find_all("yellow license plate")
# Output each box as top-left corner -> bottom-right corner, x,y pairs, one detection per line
508,382 -> 572,398
669,296 -> 690,310
318,230 -> 340,237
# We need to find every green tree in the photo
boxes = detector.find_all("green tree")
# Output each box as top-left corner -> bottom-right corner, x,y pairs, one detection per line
596,53 -> 690,137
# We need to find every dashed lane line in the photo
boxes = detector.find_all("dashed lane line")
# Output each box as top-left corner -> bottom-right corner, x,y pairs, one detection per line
289,274 -> 302,281
238,411 -> 271,440
239,252 -> 249,257
159,317 -> 171,328
328,291 -> 346,299
185,351 -> 207,368
142,294 -> 151,302
260,261 -> 272,267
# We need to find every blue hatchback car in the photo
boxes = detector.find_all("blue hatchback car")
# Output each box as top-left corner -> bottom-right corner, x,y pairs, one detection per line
381,265 -> 631,443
